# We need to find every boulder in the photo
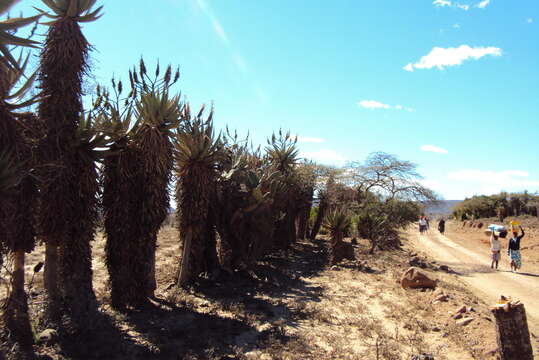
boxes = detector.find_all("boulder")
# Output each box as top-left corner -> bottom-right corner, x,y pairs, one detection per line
37,329 -> 58,345
400,267 -> 437,289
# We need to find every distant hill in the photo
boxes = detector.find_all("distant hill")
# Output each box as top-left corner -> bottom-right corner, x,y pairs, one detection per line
424,200 -> 462,218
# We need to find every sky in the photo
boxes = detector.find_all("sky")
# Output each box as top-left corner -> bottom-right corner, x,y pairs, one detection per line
9,0 -> 539,200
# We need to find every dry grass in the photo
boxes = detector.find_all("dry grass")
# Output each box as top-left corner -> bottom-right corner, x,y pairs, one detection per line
0,229 -> 504,359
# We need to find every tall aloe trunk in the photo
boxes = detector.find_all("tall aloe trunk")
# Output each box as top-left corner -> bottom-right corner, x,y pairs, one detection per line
104,144 -> 147,309
38,16 -> 95,324
174,109 -> 220,287
138,127 -> 174,298
37,1 -> 103,325
329,230 -> 344,265
310,200 -> 327,240
0,108 -> 37,359
176,171 -> 214,286
298,195 -> 312,240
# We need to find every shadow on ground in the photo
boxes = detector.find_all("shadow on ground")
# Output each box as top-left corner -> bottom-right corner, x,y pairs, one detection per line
32,238 -> 331,359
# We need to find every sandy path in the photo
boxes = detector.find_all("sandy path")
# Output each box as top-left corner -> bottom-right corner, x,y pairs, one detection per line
409,229 -> 539,336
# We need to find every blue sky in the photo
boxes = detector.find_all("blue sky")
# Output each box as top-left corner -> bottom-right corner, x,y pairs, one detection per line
10,0 -> 539,200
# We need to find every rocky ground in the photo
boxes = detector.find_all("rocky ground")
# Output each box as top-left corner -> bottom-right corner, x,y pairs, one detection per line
0,226 -> 518,359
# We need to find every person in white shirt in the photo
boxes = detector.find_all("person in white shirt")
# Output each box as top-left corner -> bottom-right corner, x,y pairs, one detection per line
490,233 -> 501,270
419,217 -> 427,234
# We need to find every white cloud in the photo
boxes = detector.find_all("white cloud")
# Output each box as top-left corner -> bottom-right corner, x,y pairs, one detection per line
433,0 -> 452,7
358,100 -> 414,111
447,169 -> 539,195
404,45 -> 502,71
527,18 -> 533,24
254,87 -> 269,105
359,100 -> 390,109
421,145 -> 448,154
232,52 -> 247,73
301,149 -> 346,165
297,136 -> 325,144
195,0 -> 208,12
420,179 -> 442,191
212,19 -> 228,43
453,23 -> 461,29
476,0 -> 490,8
434,1 -> 487,11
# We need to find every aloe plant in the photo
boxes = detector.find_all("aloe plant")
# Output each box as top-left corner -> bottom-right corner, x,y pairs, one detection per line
36,0 -> 103,325
174,104 -> 222,286
101,61 -> 181,308
323,208 -> 352,264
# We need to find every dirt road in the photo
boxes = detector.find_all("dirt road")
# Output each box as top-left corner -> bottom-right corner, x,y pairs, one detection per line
409,229 -> 539,336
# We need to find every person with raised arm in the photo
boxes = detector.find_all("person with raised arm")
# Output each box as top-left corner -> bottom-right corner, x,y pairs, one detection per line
508,226 -> 525,272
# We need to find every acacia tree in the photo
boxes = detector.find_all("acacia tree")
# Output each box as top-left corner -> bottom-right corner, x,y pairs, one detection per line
348,152 -> 436,201
348,152 -> 436,253
36,0 -> 103,324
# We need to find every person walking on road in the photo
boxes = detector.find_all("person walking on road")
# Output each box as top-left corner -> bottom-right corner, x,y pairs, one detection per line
490,232 -> 501,270
438,218 -> 445,235
508,226 -> 525,272
419,216 -> 427,235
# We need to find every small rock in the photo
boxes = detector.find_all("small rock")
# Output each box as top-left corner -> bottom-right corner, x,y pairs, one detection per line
410,354 -> 435,360
434,294 -> 449,302
456,317 -> 474,326
434,288 -> 445,296
432,326 -> 441,332
466,306 -> 475,312
439,265 -> 450,272
483,347 -> 498,356
453,313 -> 463,320
37,329 -> 58,344
456,305 -> 467,314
